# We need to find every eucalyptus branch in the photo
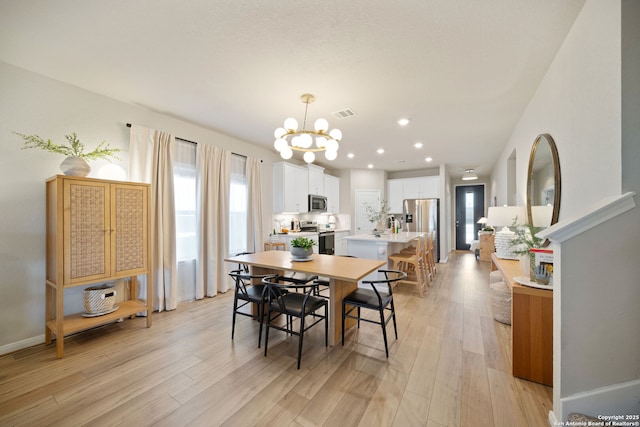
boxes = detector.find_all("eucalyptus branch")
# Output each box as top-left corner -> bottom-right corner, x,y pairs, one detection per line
15,131 -> 120,161
364,199 -> 390,223
510,219 -> 544,256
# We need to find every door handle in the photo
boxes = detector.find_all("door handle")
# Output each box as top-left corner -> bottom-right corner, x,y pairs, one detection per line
456,220 -> 459,227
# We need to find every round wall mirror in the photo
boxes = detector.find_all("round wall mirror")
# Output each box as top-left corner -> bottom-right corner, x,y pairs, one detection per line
526,133 -> 561,227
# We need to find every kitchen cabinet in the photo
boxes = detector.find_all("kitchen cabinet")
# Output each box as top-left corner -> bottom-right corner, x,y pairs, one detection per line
307,164 -> 325,195
387,179 -> 404,213
387,176 -> 440,213
403,176 -> 439,199
45,175 -> 152,358
334,230 -> 350,255
324,174 -> 340,213
273,162 -> 309,213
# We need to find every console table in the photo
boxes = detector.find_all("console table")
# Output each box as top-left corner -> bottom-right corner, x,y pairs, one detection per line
491,253 -> 553,386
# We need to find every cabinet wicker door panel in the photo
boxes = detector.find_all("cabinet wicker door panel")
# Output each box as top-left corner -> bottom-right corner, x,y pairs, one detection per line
112,183 -> 149,276
63,179 -> 111,285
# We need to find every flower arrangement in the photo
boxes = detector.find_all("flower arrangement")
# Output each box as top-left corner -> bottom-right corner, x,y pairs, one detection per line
15,131 -> 120,161
364,199 -> 390,224
290,237 -> 316,250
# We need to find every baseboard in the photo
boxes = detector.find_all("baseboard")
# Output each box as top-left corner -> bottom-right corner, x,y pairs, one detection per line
561,379 -> 640,419
548,410 -> 560,426
0,334 -> 44,357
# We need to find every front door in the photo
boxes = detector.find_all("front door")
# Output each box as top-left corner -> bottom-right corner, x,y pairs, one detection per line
455,185 -> 484,250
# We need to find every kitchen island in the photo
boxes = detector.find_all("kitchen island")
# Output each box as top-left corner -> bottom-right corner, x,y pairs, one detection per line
345,231 -> 423,282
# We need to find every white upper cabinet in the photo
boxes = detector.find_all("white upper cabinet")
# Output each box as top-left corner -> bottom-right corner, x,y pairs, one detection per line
273,162 -> 309,213
307,164 -> 325,195
387,176 -> 440,213
387,179 -> 404,213
324,174 -> 340,213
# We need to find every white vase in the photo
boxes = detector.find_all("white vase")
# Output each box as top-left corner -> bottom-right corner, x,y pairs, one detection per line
60,156 -> 91,177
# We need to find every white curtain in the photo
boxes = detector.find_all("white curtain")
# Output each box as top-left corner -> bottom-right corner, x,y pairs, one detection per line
129,125 -> 178,312
195,144 -> 231,298
246,156 -> 263,252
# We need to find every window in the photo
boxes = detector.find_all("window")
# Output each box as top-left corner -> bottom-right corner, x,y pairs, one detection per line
229,154 -> 247,256
174,140 -> 197,262
465,192 -> 475,244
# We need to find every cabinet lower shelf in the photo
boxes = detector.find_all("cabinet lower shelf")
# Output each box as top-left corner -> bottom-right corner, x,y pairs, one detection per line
46,299 -> 148,337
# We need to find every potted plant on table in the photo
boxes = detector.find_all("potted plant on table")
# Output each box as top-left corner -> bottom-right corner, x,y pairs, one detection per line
510,219 -> 545,280
15,131 -> 120,177
290,237 -> 316,259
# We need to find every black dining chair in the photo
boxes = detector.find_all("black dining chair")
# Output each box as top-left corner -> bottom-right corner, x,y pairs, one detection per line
229,270 -> 277,348
341,269 -> 407,358
262,275 -> 328,369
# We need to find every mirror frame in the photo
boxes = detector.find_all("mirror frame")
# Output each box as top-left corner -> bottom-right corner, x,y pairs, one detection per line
526,133 -> 561,227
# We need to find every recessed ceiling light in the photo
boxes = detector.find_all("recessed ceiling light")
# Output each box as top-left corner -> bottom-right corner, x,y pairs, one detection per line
368,164 -> 374,169
377,148 -> 384,154
414,142 -> 423,148
397,118 -> 410,126
347,153 -> 354,159
425,157 -> 432,162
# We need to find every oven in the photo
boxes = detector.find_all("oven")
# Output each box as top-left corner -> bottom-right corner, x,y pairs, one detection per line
318,230 -> 335,255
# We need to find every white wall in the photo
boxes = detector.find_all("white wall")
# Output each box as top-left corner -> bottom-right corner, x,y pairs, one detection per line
489,0 -> 640,421
0,62 -> 278,353
347,169 -> 387,234
490,0 -> 620,218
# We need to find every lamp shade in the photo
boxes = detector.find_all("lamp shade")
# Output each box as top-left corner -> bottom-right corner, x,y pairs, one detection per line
531,205 -> 553,227
477,217 -> 488,225
487,206 -> 526,228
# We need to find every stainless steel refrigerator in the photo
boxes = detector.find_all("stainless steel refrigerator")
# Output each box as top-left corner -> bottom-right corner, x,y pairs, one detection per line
403,198 -> 440,262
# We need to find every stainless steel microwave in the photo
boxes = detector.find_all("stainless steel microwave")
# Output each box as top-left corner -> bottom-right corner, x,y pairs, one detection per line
308,194 -> 327,212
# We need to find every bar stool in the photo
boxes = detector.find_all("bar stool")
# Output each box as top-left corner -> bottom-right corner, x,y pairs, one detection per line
264,242 -> 286,251
427,231 -> 437,275
388,237 -> 426,297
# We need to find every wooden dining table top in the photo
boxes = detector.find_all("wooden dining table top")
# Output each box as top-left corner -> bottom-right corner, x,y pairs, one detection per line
225,251 -> 386,282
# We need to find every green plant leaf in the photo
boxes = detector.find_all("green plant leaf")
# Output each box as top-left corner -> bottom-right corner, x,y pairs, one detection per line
15,131 -> 120,161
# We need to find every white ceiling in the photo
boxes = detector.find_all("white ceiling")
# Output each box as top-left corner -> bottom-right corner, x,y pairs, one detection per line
0,0 -> 585,177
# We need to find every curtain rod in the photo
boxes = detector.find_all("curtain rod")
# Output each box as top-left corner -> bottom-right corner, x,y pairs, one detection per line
126,123 -> 261,162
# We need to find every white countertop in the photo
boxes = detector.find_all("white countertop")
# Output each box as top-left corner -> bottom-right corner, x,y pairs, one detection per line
273,231 -> 318,238
344,231 -> 423,243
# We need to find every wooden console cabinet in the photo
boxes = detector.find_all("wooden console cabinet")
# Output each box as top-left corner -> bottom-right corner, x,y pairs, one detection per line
479,232 -> 495,262
45,175 -> 152,358
491,253 -> 553,386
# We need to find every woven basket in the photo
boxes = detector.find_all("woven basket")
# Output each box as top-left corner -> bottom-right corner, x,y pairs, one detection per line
83,284 -> 116,314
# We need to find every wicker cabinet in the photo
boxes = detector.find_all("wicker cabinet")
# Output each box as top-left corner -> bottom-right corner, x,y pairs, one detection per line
45,175 -> 152,358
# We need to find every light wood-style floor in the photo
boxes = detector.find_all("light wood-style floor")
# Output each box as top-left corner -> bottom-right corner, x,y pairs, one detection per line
0,251 -> 552,426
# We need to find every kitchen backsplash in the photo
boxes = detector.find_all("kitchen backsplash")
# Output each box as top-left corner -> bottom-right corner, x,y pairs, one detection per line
272,213 -> 350,234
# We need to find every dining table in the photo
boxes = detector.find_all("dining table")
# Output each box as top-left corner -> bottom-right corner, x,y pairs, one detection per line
224,250 -> 386,346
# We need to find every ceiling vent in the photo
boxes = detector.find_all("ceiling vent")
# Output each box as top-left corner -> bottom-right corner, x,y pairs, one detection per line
332,108 -> 356,119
